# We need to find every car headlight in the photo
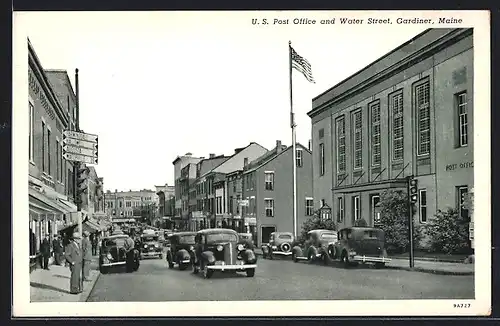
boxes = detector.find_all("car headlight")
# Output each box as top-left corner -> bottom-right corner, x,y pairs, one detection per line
144,245 -> 148,248
271,245 -> 277,249
189,245 -> 194,251
216,245 -> 223,251
106,253 -> 113,260
237,244 -> 245,251
348,249 -> 356,255
155,244 -> 159,248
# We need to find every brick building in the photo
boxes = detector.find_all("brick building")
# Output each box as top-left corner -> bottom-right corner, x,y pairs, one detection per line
105,189 -> 158,224
308,28 -> 473,234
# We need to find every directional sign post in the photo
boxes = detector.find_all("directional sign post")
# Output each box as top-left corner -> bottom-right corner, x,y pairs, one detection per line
63,130 -> 98,165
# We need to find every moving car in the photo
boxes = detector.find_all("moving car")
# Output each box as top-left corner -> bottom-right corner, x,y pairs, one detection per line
291,229 -> 338,264
166,232 -> 196,270
99,232 -> 140,274
261,231 -> 294,259
332,227 -> 391,268
192,228 -> 257,279
140,229 -> 163,259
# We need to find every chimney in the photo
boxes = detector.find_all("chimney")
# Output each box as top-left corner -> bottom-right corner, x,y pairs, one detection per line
308,139 -> 312,151
209,153 -> 215,158
276,140 -> 282,153
243,157 -> 249,167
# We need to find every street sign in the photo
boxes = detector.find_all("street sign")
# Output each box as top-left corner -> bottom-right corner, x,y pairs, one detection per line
63,152 -> 98,165
63,144 -> 96,157
63,137 -> 97,150
63,130 -> 98,143
238,199 -> 249,207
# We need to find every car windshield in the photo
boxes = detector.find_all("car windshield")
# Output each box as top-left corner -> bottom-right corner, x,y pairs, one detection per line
320,233 -> 338,240
278,234 -> 292,240
206,233 -> 238,243
362,230 -> 383,240
142,236 -> 158,242
104,237 -> 127,247
179,235 -> 195,244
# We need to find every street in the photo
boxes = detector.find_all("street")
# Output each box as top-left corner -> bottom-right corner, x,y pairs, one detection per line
87,256 -> 474,301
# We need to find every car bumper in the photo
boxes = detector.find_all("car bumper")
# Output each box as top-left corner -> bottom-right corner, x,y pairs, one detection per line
352,255 -> 392,263
180,259 -> 191,264
272,251 -> 292,256
141,252 -> 161,256
101,261 -> 126,267
207,264 -> 257,271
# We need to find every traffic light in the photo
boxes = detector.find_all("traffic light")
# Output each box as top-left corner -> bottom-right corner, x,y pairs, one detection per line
75,165 -> 90,204
408,176 -> 418,204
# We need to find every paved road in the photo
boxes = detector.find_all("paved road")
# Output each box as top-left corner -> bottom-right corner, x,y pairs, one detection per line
87,256 -> 474,301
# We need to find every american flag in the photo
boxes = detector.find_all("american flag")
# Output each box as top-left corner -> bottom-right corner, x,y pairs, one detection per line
291,46 -> 315,83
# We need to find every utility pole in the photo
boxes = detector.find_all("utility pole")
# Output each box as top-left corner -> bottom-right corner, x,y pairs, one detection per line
406,175 -> 418,268
73,68 -> 82,243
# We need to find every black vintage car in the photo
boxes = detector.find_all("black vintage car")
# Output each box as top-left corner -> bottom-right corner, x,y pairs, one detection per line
166,232 -> 196,270
99,233 -> 140,274
139,231 -> 163,259
192,228 -> 257,279
262,232 -> 295,259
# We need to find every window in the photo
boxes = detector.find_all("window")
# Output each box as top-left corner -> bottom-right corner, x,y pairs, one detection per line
47,129 -> 51,175
229,196 -> 233,214
416,81 -> 431,155
337,197 -> 344,223
126,201 -> 131,207
419,189 -> 427,223
265,172 -> 274,190
458,186 -> 469,220
319,128 -> 324,139
319,143 -> 325,176
352,110 -> 363,169
305,198 -> 314,216
352,196 -> 360,222
457,92 -> 468,147
296,149 -> 303,167
119,201 -> 123,208
41,121 -> 46,172
336,117 -> 346,172
60,143 -> 64,182
29,102 -> 34,161
370,102 -> 381,166
264,199 -> 274,217
236,195 -> 241,214
216,197 -> 223,214
391,92 -> 404,161
55,142 -> 60,181
371,195 -> 381,225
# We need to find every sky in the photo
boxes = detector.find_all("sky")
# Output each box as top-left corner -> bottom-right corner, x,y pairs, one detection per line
20,11 -> 427,192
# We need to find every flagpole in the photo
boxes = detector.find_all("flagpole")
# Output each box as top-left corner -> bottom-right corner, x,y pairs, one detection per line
289,41 -> 298,240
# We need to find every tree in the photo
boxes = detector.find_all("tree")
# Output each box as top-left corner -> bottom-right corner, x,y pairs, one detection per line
354,218 -> 368,227
422,208 -> 470,254
378,189 -> 422,253
299,212 -> 337,243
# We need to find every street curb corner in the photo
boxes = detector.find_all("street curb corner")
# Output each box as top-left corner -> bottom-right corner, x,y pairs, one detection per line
385,265 -> 474,276
80,271 -> 101,302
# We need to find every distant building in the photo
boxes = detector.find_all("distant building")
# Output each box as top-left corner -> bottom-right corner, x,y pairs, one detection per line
172,153 -> 203,225
105,189 -> 158,224
308,28 -> 473,232
240,141 -> 313,246
155,183 -> 175,217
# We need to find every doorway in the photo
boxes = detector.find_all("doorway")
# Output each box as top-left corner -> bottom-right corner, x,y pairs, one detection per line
261,226 -> 276,245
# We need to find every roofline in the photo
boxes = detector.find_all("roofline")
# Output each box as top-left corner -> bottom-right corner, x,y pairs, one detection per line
311,28 -> 432,103
243,142 -> 310,174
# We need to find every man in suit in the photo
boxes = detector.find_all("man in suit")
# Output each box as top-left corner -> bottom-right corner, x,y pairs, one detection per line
52,235 -> 63,265
40,234 -> 51,270
82,231 -> 93,281
65,232 -> 83,294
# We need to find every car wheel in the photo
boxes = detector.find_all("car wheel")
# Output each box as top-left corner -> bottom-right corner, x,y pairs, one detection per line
246,268 -> 255,277
100,266 -> 108,274
203,266 -> 213,279
375,262 -> 386,269
179,263 -> 188,271
292,252 -> 298,263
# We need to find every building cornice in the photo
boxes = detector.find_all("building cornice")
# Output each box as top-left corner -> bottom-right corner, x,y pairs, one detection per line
308,28 -> 473,118
28,41 -> 70,128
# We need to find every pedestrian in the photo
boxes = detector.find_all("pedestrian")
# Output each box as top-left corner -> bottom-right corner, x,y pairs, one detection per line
52,235 -> 63,265
91,234 -> 98,256
82,231 -> 93,281
40,234 -> 51,270
64,232 -> 83,294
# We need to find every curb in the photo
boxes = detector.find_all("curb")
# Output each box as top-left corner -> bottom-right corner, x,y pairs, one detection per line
80,270 -> 101,302
385,265 -> 474,276
256,251 -> 474,276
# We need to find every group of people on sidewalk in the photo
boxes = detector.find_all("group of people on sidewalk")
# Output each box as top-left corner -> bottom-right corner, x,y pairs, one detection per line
40,230 -> 97,295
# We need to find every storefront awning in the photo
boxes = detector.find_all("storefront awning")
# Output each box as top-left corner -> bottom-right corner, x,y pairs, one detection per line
29,188 -> 68,218
83,219 -> 101,233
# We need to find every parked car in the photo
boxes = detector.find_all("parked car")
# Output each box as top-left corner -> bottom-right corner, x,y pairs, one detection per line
166,232 -> 197,270
139,230 -> 163,259
261,232 -> 295,259
192,228 -> 257,279
291,229 -> 338,264
238,233 -> 255,249
99,233 -> 140,274
332,227 -> 391,268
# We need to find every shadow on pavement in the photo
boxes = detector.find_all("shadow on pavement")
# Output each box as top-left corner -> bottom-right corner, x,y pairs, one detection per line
30,282 -> 71,294
52,274 -> 70,279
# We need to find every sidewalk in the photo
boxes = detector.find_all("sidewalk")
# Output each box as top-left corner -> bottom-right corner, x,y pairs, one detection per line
254,249 -> 474,276
30,257 -> 100,302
